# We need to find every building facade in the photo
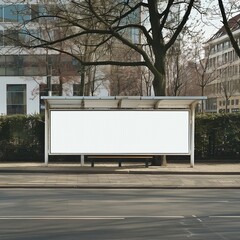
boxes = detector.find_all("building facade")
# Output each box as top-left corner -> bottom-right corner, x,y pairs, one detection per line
204,14 -> 240,113
0,1 -> 142,115
0,2 -> 83,115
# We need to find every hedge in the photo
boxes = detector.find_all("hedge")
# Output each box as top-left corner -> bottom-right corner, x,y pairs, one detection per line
195,113 -> 240,159
0,113 -> 239,161
0,114 -> 44,161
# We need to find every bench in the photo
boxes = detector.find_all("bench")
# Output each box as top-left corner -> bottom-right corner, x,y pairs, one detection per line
87,155 -> 153,168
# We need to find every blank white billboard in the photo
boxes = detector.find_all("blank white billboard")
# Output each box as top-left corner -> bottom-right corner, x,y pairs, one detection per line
50,110 -> 190,155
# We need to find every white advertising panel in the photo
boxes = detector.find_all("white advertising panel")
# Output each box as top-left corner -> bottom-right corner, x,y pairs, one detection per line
50,110 -> 190,155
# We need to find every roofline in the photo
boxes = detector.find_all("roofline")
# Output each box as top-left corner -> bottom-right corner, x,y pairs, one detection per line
41,96 -> 207,100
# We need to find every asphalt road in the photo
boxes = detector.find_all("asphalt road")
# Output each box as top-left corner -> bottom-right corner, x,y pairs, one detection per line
0,189 -> 240,239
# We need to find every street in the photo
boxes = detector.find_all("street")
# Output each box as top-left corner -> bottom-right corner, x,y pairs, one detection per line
0,189 -> 240,239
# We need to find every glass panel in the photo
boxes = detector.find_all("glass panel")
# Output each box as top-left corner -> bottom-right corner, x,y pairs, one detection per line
0,55 -> 5,75
0,67 -> 5,75
4,5 -> 30,23
4,30 -> 19,46
4,56 -> 23,75
7,105 -> 26,115
22,55 -> 47,76
24,66 -> 46,76
7,84 -> 26,92
5,67 -> 19,76
0,55 -> 5,63
0,30 -> 3,45
0,5 -> 3,22
7,84 -> 26,115
7,92 -> 25,105
31,4 -> 47,20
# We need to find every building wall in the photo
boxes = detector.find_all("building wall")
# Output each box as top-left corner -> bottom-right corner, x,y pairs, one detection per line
205,28 -> 240,113
0,77 -> 40,115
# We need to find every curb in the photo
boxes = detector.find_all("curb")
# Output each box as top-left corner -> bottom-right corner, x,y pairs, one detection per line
0,185 -> 240,189
1,169 -> 240,175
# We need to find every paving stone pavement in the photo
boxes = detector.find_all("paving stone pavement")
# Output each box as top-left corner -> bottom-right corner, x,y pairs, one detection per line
0,161 -> 240,188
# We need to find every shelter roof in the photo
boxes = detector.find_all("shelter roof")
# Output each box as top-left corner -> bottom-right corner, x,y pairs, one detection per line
42,96 -> 207,110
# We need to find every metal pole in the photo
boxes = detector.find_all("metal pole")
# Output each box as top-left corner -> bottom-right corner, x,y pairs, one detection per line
190,103 -> 196,168
44,101 -> 49,166
81,155 -> 85,166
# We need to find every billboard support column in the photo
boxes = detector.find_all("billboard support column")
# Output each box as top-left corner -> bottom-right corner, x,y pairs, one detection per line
44,102 -> 49,166
190,103 -> 197,168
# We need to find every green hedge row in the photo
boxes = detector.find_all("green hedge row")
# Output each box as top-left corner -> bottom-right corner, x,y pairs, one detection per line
0,114 -> 44,161
195,113 -> 240,159
0,113 -> 239,161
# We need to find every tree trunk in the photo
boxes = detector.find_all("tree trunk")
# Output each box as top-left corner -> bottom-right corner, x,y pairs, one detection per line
151,155 -> 167,166
151,54 -> 167,166
59,75 -> 63,96
152,54 -> 166,96
79,65 -> 85,96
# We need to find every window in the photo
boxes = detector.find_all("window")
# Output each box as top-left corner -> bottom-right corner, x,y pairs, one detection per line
73,84 -> 80,96
7,84 -> 26,114
3,30 -> 20,46
30,4 -> 48,21
231,99 -> 234,105
52,84 -> 61,96
0,55 -> 47,76
5,55 -> 23,75
236,99 -> 239,105
219,101 -> 222,106
0,5 -> 30,23
206,98 -> 217,110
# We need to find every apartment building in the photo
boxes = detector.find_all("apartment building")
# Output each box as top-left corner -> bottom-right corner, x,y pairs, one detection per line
204,14 -> 240,113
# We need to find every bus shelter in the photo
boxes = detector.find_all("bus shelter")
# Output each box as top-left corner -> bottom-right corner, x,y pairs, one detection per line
42,96 -> 207,167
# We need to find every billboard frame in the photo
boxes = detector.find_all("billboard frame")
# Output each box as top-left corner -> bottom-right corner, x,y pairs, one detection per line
43,96 -> 207,167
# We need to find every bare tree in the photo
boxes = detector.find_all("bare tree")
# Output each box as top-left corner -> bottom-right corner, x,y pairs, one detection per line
166,41 -> 190,96
11,0 -> 200,96
217,64 -> 238,112
193,41 -> 218,112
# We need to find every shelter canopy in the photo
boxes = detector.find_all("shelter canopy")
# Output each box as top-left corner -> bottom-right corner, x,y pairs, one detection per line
42,96 -> 207,109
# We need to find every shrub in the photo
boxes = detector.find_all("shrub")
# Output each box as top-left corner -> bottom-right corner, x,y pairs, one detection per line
195,113 -> 240,159
0,114 -> 44,161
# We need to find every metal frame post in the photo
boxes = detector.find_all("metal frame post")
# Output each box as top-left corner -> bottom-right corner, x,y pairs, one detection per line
81,155 -> 85,166
44,102 -> 49,166
190,103 -> 197,168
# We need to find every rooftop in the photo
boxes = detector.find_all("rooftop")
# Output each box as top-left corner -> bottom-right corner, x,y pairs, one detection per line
209,13 -> 240,41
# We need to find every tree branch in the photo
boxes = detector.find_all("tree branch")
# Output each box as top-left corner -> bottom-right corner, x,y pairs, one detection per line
218,0 -> 240,57
165,0 -> 195,51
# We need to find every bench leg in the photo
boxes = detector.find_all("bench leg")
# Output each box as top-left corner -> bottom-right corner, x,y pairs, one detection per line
91,160 -> 94,167
118,159 -> 122,167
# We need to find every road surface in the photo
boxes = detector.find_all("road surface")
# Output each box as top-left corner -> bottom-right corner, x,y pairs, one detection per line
0,189 -> 239,239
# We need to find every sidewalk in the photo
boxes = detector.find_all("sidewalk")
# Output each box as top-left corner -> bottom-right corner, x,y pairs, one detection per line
0,161 -> 240,188
0,161 -> 240,174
